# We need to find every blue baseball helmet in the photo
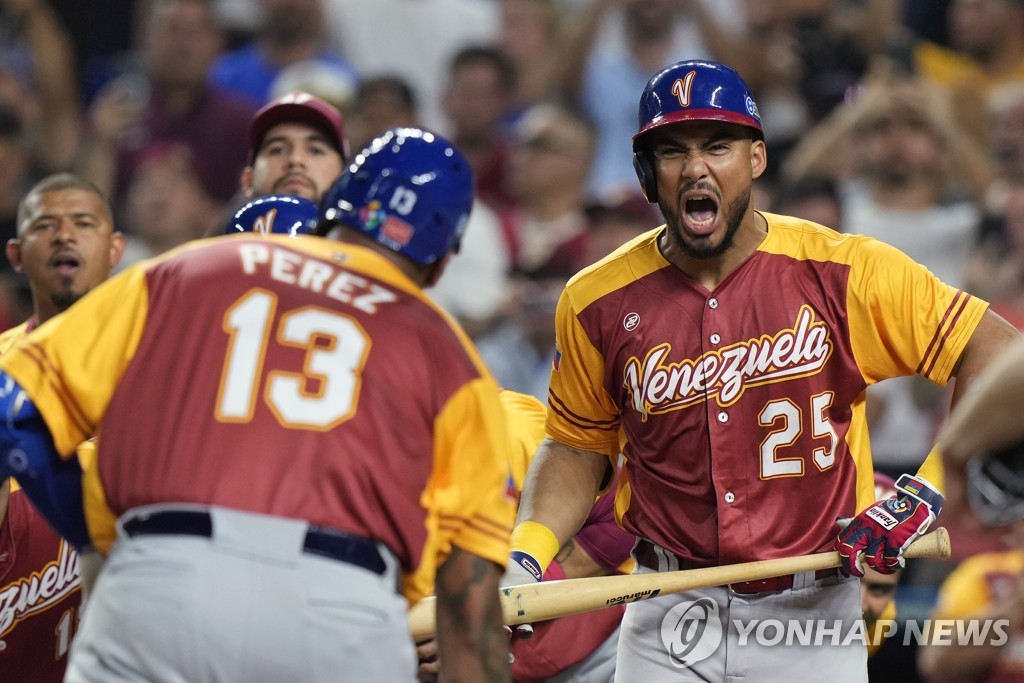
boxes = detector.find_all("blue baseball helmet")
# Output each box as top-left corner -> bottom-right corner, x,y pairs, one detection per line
632,60 -> 763,202
634,60 -> 762,147
317,128 -> 473,265
226,195 -> 318,237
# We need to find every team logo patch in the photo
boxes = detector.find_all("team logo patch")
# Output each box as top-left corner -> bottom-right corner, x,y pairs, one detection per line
745,95 -> 760,120
252,208 -> 277,235
381,216 -> 415,247
358,200 -> 384,231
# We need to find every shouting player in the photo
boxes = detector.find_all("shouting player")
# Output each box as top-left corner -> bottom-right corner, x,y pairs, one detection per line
508,59 -> 1021,681
0,128 -> 513,683
0,173 -> 125,682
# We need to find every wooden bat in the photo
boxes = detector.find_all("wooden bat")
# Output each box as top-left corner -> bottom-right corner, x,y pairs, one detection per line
408,527 -> 950,640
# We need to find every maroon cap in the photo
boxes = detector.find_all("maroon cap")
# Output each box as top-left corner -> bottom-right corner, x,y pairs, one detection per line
247,91 -> 349,164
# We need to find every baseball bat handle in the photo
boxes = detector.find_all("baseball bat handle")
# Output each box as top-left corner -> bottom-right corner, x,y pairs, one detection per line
407,527 -> 950,641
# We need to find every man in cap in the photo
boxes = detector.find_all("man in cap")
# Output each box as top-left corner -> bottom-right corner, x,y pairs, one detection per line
240,91 -> 349,203
506,58 -> 1020,681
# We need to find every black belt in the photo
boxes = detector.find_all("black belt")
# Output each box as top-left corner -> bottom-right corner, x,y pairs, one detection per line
121,509 -> 386,576
634,539 -> 838,594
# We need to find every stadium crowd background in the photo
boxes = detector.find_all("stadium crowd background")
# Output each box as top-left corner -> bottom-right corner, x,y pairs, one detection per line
2,0 -> 1024,680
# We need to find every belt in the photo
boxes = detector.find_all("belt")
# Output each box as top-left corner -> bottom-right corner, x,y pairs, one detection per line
121,509 -> 387,576
633,539 -> 838,595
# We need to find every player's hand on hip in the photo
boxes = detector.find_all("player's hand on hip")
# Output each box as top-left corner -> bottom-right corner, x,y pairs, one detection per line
834,474 -> 944,577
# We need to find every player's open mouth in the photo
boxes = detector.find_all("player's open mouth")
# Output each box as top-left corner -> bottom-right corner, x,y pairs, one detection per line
683,194 -> 719,235
51,253 -> 81,277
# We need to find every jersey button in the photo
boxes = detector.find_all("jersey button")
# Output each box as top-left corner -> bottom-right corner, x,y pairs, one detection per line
717,411 -> 728,423
724,492 -> 736,504
710,333 -> 721,344
709,298 -> 719,309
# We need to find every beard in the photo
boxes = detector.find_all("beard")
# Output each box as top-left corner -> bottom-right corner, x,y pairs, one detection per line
660,184 -> 751,260
51,288 -> 83,313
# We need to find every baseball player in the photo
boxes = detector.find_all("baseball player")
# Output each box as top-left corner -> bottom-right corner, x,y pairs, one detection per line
507,59 -> 1022,682
0,128 -> 514,683
0,173 -> 125,682
240,91 -> 349,202
225,194 -> 318,237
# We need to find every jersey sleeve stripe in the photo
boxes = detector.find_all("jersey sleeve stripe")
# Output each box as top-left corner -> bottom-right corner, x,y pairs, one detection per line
548,390 -> 619,431
915,291 -> 970,377
21,343 -> 92,438
467,514 -> 513,536
466,518 -> 513,543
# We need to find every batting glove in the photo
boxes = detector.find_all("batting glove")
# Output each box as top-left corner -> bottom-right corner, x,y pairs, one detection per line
834,474 -> 943,577
501,551 -> 541,641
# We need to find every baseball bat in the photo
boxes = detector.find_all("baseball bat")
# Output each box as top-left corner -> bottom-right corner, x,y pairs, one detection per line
408,527 -> 950,640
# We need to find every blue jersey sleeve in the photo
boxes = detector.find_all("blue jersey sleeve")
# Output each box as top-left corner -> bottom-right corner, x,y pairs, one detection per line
0,372 -> 90,549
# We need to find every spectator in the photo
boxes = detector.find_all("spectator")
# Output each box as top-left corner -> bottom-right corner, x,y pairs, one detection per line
558,0 -> 747,198
0,0 -> 83,172
770,175 -> 843,232
442,46 -> 517,211
498,0 -> 564,120
787,76 -> 989,479
119,141 -> 220,267
476,274 -> 565,401
583,188 -> 662,264
77,0 -> 257,210
965,179 -> 1024,329
210,0 -> 359,107
905,0 -> 1024,144
500,101 -> 596,279
347,75 -> 417,151
323,0 -> 498,133
0,105 -> 30,254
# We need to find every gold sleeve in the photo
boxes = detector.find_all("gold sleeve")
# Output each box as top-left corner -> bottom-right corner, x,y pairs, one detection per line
0,266 -> 150,457
403,375 -> 514,602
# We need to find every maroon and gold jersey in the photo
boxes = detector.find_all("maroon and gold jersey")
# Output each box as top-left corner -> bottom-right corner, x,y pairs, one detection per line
547,211 -> 988,566
0,488 -> 81,683
0,235 -> 515,603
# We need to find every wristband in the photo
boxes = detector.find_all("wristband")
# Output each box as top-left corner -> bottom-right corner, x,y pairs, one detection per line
896,474 -> 944,517
508,520 -> 560,576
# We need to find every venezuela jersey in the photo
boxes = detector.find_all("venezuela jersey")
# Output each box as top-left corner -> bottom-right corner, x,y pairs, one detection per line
0,234 -> 515,603
546,211 -> 987,566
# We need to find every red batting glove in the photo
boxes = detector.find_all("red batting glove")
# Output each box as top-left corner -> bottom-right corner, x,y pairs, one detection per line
834,474 -> 944,577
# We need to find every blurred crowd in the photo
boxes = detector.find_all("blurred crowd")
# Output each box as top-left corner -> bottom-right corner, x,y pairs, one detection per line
3,0 -> 1024,680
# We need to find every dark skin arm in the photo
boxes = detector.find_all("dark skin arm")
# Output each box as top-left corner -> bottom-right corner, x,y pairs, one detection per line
434,546 -> 509,683
939,313 -> 1024,466
515,438 -> 609,546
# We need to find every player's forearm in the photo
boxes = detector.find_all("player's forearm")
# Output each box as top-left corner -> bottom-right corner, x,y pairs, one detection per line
435,547 -> 509,683
516,438 -> 607,550
940,335 -> 1024,464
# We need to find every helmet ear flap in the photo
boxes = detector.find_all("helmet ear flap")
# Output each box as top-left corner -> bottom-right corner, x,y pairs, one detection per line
632,146 -> 658,204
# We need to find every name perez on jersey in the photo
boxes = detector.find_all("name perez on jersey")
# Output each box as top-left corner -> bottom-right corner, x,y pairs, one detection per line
0,541 -> 79,637
237,243 -> 399,314
623,305 -> 833,417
